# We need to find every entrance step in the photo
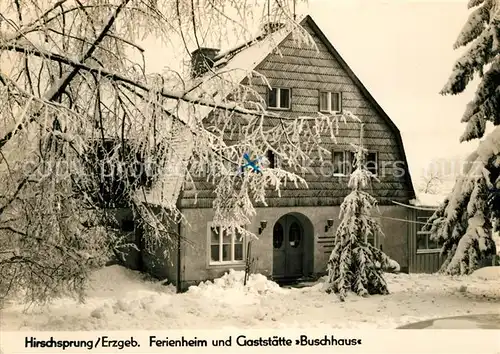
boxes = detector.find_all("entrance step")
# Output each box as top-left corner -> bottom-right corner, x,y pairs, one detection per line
274,274 -> 323,289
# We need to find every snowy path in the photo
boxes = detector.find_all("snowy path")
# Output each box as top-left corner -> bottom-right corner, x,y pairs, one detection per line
1,266 -> 499,331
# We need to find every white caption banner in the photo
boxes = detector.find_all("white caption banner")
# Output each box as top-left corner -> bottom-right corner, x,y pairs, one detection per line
1,329 -> 499,353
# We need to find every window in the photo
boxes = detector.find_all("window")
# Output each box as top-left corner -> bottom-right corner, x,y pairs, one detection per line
365,232 -> 382,248
289,222 -> 302,248
332,151 -> 346,175
121,219 -> 135,232
416,210 -> 440,253
346,151 -> 356,174
209,225 -> 245,264
268,88 -> 291,109
331,150 -> 377,176
332,150 -> 355,175
319,92 -> 342,113
366,152 -> 378,176
273,222 -> 284,249
366,232 -> 376,247
265,150 -> 280,168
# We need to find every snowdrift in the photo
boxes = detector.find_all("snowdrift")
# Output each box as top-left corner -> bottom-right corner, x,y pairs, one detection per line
1,265 -> 498,331
86,265 -> 174,298
470,266 -> 500,281
188,269 -> 284,297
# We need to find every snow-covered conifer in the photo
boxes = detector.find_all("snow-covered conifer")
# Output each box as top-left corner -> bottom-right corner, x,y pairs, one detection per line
423,133 -> 500,274
326,127 -> 391,301
424,0 -> 500,274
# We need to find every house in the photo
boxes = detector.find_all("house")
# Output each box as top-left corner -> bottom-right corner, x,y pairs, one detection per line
136,15 -> 419,290
403,193 -> 446,273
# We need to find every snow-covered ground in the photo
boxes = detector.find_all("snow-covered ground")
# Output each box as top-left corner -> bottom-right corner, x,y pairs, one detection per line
1,266 -> 499,331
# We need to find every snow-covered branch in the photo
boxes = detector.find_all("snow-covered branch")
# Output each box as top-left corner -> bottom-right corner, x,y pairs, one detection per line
2,0 -> 345,303
427,1 -> 500,275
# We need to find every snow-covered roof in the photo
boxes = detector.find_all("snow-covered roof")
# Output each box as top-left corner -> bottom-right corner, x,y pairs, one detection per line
410,192 -> 447,208
136,23 -> 293,208
140,14 -> 418,208
408,127 -> 500,210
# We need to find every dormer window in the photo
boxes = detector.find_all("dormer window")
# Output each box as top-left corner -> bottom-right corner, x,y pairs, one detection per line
319,91 -> 342,113
268,88 -> 291,110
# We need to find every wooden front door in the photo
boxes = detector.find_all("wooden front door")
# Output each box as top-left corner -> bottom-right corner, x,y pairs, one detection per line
272,214 -> 304,279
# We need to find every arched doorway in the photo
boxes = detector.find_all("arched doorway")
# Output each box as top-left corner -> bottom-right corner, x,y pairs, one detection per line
272,213 -> 312,279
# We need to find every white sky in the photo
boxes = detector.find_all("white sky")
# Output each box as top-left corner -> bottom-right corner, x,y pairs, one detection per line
305,0 -> 479,180
141,0 -> 481,181
0,0 -> 481,188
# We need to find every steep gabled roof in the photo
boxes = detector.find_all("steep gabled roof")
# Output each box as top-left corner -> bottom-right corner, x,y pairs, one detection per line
299,15 -> 416,199
211,15 -> 416,200
143,14 -> 416,208
136,25 -> 291,208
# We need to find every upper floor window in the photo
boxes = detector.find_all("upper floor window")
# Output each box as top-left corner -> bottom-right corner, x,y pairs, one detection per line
319,91 -> 342,113
268,87 -> 291,110
266,150 -> 280,168
332,150 -> 378,176
332,151 -> 347,175
366,152 -> 378,176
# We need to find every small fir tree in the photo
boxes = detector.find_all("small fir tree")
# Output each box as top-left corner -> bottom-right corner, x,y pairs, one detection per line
326,131 -> 391,301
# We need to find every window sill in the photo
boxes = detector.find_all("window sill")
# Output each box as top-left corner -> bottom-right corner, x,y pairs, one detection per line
267,106 -> 291,111
208,261 -> 246,268
319,110 -> 342,114
416,249 -> 441,254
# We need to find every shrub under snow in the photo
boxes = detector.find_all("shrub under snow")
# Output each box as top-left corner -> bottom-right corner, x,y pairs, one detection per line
188,269 -> 284,296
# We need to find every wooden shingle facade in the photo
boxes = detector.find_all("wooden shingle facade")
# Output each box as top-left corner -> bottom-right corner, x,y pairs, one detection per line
181,17 -> 414,210
146,16 -> 418,289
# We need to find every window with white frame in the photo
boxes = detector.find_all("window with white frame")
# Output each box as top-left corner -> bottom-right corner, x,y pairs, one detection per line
331,150 -> 355,175
346,151 -> 356,175
209,225 -> 245,264
331,150 -> 377,176
319,91 -> 342,113
416,210 -> 440,253
268,87 -> 291,109
332,151 -> 347,175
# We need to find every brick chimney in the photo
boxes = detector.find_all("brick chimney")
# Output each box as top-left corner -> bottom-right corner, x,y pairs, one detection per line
261,22 -> 286,35
190,47 -> 220,78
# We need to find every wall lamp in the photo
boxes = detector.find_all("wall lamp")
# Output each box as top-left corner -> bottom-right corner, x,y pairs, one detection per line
258,220 -> 268,235
325,219 -> 334,232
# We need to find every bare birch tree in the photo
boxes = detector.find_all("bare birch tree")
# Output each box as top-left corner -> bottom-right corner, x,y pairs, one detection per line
418,170 -> 444,194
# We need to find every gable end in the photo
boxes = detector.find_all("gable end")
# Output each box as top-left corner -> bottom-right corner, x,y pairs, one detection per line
301,15 -> 416,200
